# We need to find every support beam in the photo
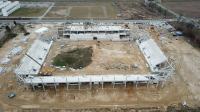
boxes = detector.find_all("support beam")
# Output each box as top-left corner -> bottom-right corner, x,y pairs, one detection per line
30,78 -> 35,91
112,82 -> 115,88
40,78 -> 45,91
101,82 -> 104,89
54,78 -> 57,92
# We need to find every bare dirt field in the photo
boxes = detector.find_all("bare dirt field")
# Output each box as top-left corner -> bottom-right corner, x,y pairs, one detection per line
162,1 -> 200,18
6,0 -> 166,19
0,24 -> 200,111
46,2 -> 116,19
46,0 -> 165,19
43,41 -> 149,75
114,0 -> 164,19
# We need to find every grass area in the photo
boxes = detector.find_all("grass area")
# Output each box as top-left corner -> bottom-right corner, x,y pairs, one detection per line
106,3 -> 117,18
45,7 -> 68,18
90,6 -> 105,18
53,47 -> 93,69
70,6 -> 89,18
10,8 -> 47,17
46,2 -> 116,19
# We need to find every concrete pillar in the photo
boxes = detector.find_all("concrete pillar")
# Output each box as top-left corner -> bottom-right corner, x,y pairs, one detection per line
54,78 -> 57,92
30,79 -> 35,91
66,78 -> 68,90
147,81 -> 150,88
42,83 -> 45,91
136,81 -> 138,88
156,81 -> 159,88
90,82 -> 92,89
112,82 -> 115,88
32,84 -> 35,91
67,83 -> 69,90
161,81 -> 165,88
40,78 -> 45,91
101,82 -> 104,89
78,83 -> 81,90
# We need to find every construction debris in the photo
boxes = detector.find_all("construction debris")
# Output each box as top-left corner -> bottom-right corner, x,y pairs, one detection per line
0,67 -> 5,75
8,46 -> 22,57
1,57 -> 10,65
35,27 -> 48,34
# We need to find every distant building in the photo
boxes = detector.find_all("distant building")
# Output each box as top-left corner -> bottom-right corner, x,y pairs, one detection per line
144,0 -> 161,6
0,0 -> 20,16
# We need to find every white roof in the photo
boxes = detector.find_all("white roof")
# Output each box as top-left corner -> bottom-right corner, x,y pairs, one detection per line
26,40 -> 52,65
15,55 -> 41,75
0,1 -> 11,9
15,39 -> 53,76
139,39 -> 167,71
24,74 -> 151,84
2,1 -> 19,11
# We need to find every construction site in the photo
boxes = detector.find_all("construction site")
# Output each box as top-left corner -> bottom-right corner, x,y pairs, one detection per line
0,0 -> 200,112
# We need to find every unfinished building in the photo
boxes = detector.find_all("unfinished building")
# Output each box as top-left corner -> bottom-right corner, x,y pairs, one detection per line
58,23 -> 130,41
15,23 -> 174,91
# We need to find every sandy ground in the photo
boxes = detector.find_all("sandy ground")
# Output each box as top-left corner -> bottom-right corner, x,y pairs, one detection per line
43,41 -> 149,75
0,24 -> 200,111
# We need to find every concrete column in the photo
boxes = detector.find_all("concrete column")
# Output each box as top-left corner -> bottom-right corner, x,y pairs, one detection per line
156,81 -> 159,88
147,81 -> 150,88
32,84 -> 35,91
136,81 -> 138,88
161,80 -> 165,88
113,82 -> 115,88
90,82 -> 92,89
42,83 -> 45,91
30,79 -> 35,91
78,83 -> 81,90
40,78 -> 45,91
67,83 -> 69,90
66,78 -> 68,90
101,82 -> 104,89
54,78 -> 57,92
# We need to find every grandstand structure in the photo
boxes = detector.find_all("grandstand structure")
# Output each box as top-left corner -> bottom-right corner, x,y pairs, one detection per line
0,0 -> 20,16
15,23 -> 175,90
58,23 -> 131,41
